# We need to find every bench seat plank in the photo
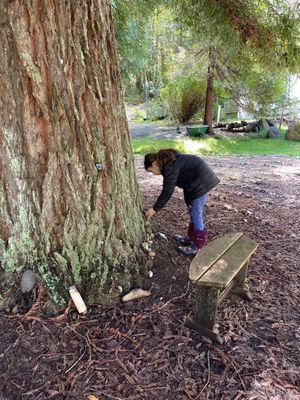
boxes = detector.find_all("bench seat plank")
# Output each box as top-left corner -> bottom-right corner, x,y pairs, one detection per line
197,235 -> 258,288
189,232 -> 243,282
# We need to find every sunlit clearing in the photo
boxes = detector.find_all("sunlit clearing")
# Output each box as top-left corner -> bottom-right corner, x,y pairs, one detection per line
183,139 -> 209,154
275,165 -> 300,178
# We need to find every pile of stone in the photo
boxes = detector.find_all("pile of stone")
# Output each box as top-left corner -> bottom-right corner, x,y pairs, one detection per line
217,118 -> 281,139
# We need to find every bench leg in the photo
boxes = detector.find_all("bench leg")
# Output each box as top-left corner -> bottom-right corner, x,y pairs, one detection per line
235,260 -> 248,287
185,286 -> 223,344
194,286 -> 219,330
185,318 -> 223,345
231,260 -> 252,301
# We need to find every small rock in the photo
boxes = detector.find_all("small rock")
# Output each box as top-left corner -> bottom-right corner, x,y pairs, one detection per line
20,270 -> 36,293
87,395 -> 100,400
224,203 -> 233,210
148,251 -> 155,258
122,289 -> 151,302
156,232 -> 168,241
117,286 -> 123,293
271,321 -> 284,329
148,270 -> 153,278
11,305 -> 18,314
141,242 -> 150,253
43,301 -> 62,316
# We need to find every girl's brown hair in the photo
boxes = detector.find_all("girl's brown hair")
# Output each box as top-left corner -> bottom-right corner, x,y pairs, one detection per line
144,148 -> 180,170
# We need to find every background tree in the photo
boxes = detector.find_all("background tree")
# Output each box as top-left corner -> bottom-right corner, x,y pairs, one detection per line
115,0 -> 299,127
0,0 -> 149,308
170,0 -> 299,130
112,0 -> 153,95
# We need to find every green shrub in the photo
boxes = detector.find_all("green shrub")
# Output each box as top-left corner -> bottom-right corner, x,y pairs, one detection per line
247,129 -> 269,139
160,77 -> 206,123
145,99 -> 169,121
132,108 -> 146,122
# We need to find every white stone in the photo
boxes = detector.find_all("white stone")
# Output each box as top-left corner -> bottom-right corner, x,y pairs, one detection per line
20,270 -> 36,293
122,289 -> 151,302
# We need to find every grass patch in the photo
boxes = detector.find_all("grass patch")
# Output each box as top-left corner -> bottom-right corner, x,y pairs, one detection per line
132,136 -> 300,157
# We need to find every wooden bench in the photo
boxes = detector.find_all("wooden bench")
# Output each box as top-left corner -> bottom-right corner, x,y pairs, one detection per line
186,232 -> 258,344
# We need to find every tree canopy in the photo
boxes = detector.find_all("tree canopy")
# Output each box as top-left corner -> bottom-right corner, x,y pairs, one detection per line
113,0 -> 299,121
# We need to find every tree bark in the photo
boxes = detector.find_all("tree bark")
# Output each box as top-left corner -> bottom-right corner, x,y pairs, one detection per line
203,48 -> 215,134
135,75 -> 144,94
0,0 -> 149,307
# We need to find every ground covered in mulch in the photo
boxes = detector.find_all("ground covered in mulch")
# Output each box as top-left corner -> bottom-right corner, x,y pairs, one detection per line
1,155 -> 300,400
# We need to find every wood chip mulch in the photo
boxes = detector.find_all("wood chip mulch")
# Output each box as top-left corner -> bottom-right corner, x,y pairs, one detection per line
0,155 -> 299,400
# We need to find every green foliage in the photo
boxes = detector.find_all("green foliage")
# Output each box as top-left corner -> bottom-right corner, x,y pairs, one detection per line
169,0 -> 300,72
145,99 -> 169,121
131,107 -> 146,122
217,58 -> 295,118
112,4 -> 152,85
113,0 -> 299,119
160,77 -> 206,123
246,129 -> 269,139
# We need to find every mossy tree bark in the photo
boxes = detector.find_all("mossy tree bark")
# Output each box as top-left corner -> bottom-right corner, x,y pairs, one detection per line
0,0 -> 149,306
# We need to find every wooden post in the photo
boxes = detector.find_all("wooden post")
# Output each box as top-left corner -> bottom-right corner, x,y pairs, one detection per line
231,260 -> 252,301
195,286 -> 219,330
235,260 -> 249,288
217,105 -> 221,124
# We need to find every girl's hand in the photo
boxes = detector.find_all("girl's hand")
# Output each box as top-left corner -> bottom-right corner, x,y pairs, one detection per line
145,208 -> 156,219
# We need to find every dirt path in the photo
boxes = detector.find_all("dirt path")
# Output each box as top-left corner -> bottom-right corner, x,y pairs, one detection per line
126,105 -> 244,139
129,120 -> 187,139
0,155 -> 299,400
126,104 -> 188,139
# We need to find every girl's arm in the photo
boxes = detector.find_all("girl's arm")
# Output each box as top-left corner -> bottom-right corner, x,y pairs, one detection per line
153,166 -> 179,212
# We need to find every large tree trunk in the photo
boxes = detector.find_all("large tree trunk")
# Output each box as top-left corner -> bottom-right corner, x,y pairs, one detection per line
203,48 -> 215,134
0,0 -> 149,307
